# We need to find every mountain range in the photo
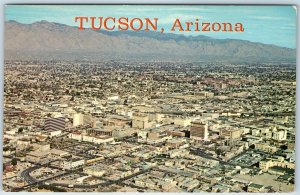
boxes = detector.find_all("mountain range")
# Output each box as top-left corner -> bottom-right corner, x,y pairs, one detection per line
4,20 -> 296,63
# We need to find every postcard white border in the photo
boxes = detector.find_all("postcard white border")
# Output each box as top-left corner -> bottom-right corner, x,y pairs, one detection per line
0,1 -> 298,195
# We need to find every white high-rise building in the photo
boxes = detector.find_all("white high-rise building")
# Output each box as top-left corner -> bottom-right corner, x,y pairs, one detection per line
73,113 -> 93,127
190,120 -> 209,140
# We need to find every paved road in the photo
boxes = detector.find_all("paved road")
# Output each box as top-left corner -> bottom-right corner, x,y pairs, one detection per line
14,132 -> 263,191
14,149 -> 160,191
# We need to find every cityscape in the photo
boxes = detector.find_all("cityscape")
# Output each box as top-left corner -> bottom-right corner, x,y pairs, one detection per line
2,60 -> 295,192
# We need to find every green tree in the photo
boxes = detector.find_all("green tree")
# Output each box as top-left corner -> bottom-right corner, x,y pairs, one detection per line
18,127 -> 23,133
11,158 -> 18,166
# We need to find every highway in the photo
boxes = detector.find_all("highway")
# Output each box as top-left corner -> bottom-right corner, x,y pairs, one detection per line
14,135 -> 265,191
14,147 -> 163,191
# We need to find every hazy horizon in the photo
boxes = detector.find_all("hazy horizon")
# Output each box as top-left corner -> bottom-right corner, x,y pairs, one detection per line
5,19 -> 296,50
5,5 -> 297,49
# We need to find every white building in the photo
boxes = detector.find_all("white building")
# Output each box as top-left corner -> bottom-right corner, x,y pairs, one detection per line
73,113 -> 94,127
82,135 -> 114,144
60,158 -> 85,170
272,129 -> 287,141
69,132 -> 83,141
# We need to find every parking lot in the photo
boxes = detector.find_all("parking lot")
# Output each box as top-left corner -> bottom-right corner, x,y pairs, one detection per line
229,150 -> 265,166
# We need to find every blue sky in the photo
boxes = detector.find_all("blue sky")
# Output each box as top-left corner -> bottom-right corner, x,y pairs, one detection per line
5,5 -> 297,48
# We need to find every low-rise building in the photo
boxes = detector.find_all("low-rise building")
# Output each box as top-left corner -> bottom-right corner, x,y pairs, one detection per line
259,157 -> 295,172
255,142 -> 278,153
60,158 -> 85,170
83,166 -> 106,177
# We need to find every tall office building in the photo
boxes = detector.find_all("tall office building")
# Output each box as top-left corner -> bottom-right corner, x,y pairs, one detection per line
190,120 -> 208,140
44,117 -> 65,131
220,128 -> 241,146
73,113 -> 93,127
